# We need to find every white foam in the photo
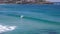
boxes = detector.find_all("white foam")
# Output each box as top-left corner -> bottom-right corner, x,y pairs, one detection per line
20,15 -> 24,18
0,25 -> 16,33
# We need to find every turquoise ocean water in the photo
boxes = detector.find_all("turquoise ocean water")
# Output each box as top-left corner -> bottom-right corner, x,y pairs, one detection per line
0,4 -> 60,34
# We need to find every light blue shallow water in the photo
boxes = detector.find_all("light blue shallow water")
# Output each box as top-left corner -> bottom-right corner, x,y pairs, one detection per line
0,4 -> 60,34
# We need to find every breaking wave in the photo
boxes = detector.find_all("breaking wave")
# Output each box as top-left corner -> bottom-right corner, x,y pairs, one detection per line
0,4 -> 60,34
0,25 -> 16,33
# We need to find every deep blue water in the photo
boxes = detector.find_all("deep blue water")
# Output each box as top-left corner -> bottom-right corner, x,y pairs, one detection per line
0,4 -> 60,34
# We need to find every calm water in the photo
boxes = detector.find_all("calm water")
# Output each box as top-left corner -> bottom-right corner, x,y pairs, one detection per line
0,4 -> 60,34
